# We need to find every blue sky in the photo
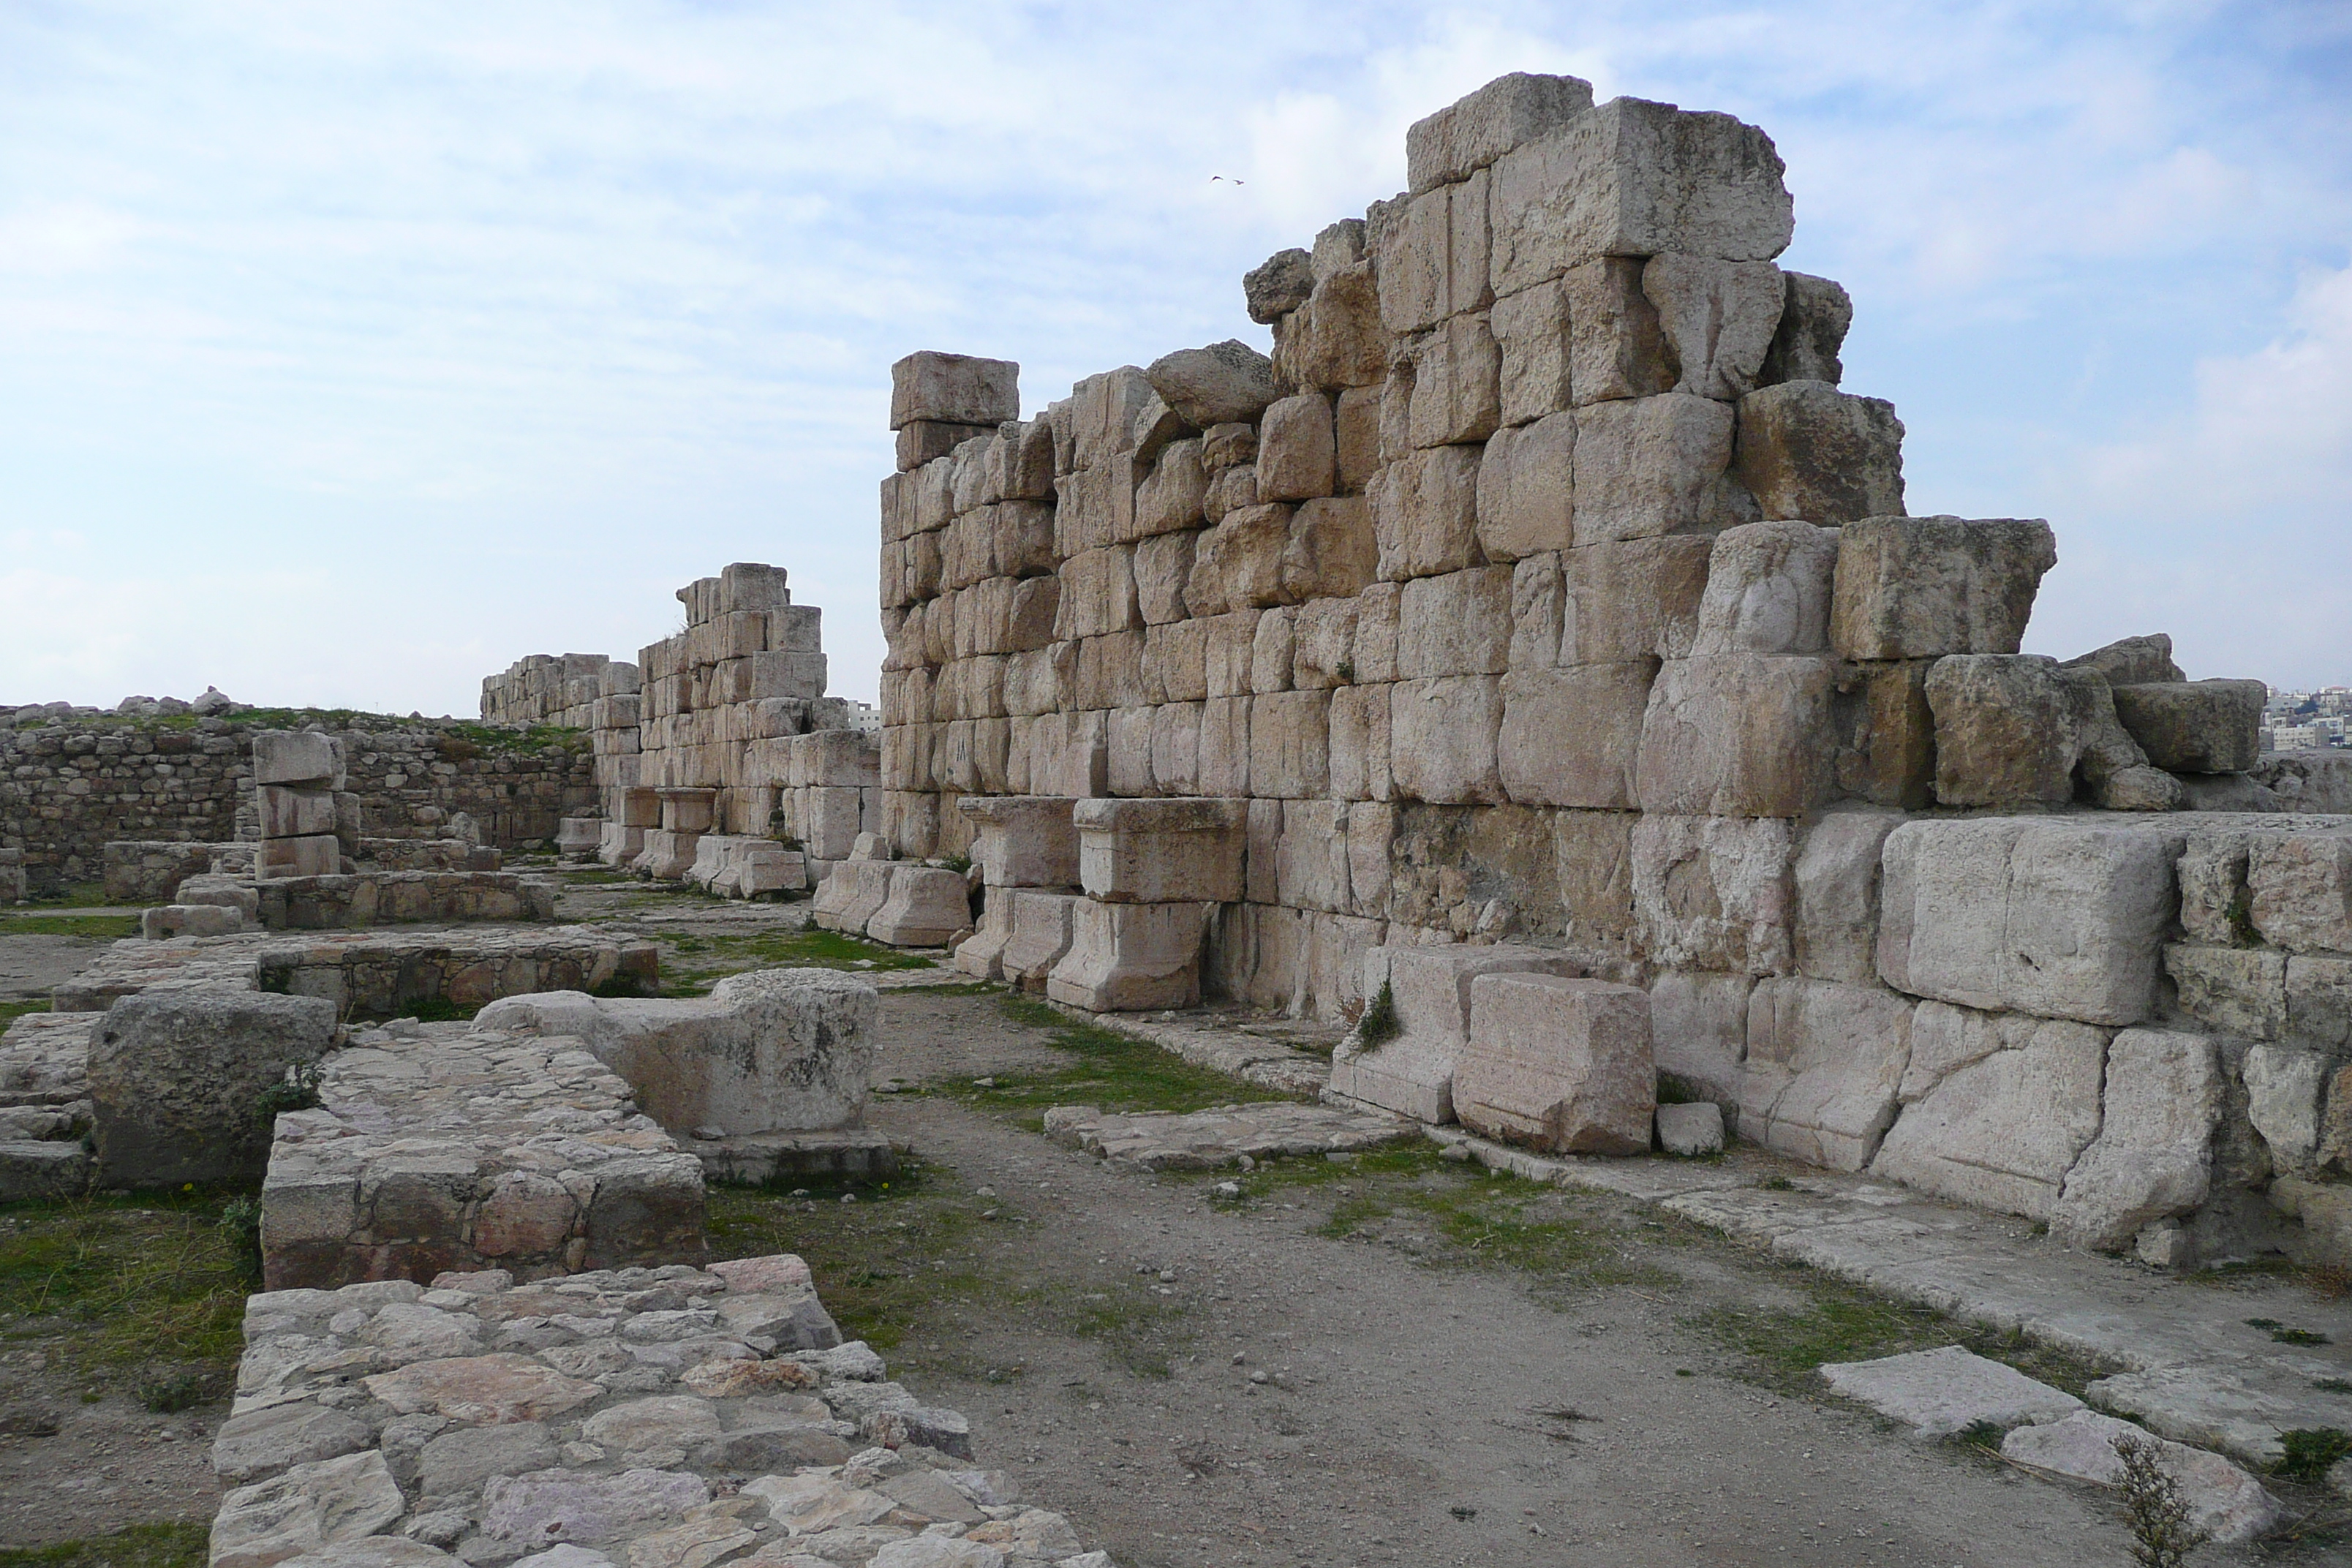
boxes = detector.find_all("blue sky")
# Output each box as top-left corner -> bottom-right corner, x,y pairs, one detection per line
3,1 -> 2347,713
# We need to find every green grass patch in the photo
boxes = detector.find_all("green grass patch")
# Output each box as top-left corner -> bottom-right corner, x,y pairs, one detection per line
0,1194 -> 249,1394
2276,1427 -> 2352,1480
0,913 -> 141,938
954,995 -> 1297,1121
0,1522 -> 211,1568
402,995 -> 480,1024
0,998 -> 53,1032
1687,1270 -> 2118,1398
707,928 -> 936,971
23,881 -> 113,909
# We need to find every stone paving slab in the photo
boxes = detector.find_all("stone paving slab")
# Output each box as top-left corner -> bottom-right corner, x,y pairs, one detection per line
260,1022 -> 706,1290
1039,1101 -> 1415,1171
0,1011 -> 99,1199
208,1254 -> 1115,1568
0,1010 -> 98,1106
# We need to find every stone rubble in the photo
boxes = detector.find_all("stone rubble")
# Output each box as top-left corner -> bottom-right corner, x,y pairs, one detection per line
208,1255 -> 1120,1568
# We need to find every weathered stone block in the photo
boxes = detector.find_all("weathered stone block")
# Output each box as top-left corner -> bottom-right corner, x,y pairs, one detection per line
1271,263 -> 1387,393
1143,340 -> 1280,429
1256,393 -> 1336,502
2248,829 -> 2352,954
1249,691 -> 1331,799
1489,281 -> 1573,425
1872,1005 -> 2108,1219
1290,596 -> 1358,690
1280,497 -> 1377,603
1406,313 -> 1502,448
1632,813 -> 1795,976
2052,1028 -> 2222,1251
253,731 -> 341,788
1388,676 -> 1504,804
1923,655 -> 2078,807
1375,172 -> 1490,334
1249,606 -> 1295,696
1326,943 -> 1585,1122
1000,889 -> 1082,990
810,859 -> 894,936
1489,97 -> 1795,295
1132,439 -> 1208,538
1831,516 -> 2057,660
1760,271 -> 1852,386
1046,900 -> 1212,1011
1649,970 -> 1756,1117
1633,654 -> 1835,818
258,785 -> 337,840
2110,680 -> 2265,774
1148,701 -> 1202,796
1572,393 -> 1738,544
1832,658 -> 1938,809
90,992 -> 339,1188
2288,955 -> 2352,1049
1473,412 -> 1576,562
865,866 -> 973,947
257,834 -> 343,881
1689,520 -> 1837,657
1456,974 -> 1654,1155
1877,818 -> 2179,1026
1741,978 -> 1915,1170
1398,567 -> 1512,679
1733,380 -> 1905,524
1406,72 -> 1594,192
1794,810 -> 1902,986
958,795 -> 1079,888
1371,446 -> 1482,581
1499,663 -> 1655,809
890,352 -> 1017,429
1561,255 -> 1676,406
1073,797 -> 1248,904
1642,254 -> 1784,401
1328,684 -> 1392,803
1186,504 -> 1291,615
2166,944 -> 2287,1040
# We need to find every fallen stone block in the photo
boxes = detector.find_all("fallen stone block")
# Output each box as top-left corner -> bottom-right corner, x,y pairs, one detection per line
1830,516 -> 2056,660
867,866 -> 972,947
1326,943 -> 1585,1123
1655,1101 -> 1724,1156
1818,1346 -> 2081,1438
88,990 -> 337,1190
1045,900 -> 1212,1012
2110,679 -> 2266,774
811,860 -> 896,935
1455,973 -> 1654,1155
1144,340 -> 1281,428
1041,1100 -> 1415,1169
1999,1411 -> 2280,1546
142,902 -> 246,939
476,968 -> 877,1138
1072,798 -> 1248,904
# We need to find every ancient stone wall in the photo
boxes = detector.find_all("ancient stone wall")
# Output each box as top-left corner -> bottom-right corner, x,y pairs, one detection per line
0,716 -> 597,894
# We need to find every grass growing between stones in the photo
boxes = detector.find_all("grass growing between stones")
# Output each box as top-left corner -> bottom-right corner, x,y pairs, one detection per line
706,929 -> 936,972
0,914 -> 141,939
944,996 -> 1297,1124
0,1196 -> 247,1399
0,1522 -> 210,1568
704,1162 -> 1193,1379
1686,1265 -> 2119,1399
0,998 -> 50,1031
21,883 -> 110,910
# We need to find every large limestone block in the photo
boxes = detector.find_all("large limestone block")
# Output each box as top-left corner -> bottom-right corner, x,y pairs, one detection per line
209,1450 -> 407,1568
1326,943 -> 1586,1122
1473,413 -> 1575,562
811,859 -> 895,935
1632,653 -> 1835,818
1271,262 -> 1387,392
953,894 -> 1013,981
478,969 -> 878,1136
1370,445 -> 1482,581
1144,340 -> 1280,428
1132,440 -> 1208,538
1405,313 -> 1502,448
253,730 -> 341,788
1733,380 -> 1904,524
1489,282 -> 1573,425
1830,516 -> 2057,660
1564,257 -> 1676,406
2166,944 -> 2286,1040
257,834 -> 342,881
1632,814 -> 1795,976
1999,1412 -> 2280,1547
1249,690 -> 1331,799
1760,271 -> 1852,386
957,795 -> 1079,888
1642,254 -> 1784,402
1244,247 -> 1313,324
890,352 -> 1017,429
1131,529 -> 1196,626
1280,497 -> 1377,603
88,992 -> 339,1188
1197,696 -> 1252,796
1870,1006 -> 2108,1218
1877,818 -> 2179,1026
1147,701 -> 1202,795
1488,97 -> 1794,295
1648,970 -> 1756,1117
1923,655 -> 2078,807
1741,979 -> 1915,1170
2243,1042 -> 2329,1175
1327,684 -> 1393,803
1271,799 -> 1352,913
1046,900 -> 1212,1011
1186,504 -> 1291,615
1074,797 -> 1248,903
1289,595 -> 1358,690
1066,365 -> 1156,470
1256,393 -> 1337,502
1398,567 -> 1512,679
1553,537 -> 1714,665
1689,520 -> 1837,657
257,785 -> 337,840
1375,173 -> 1490,335
1455,974 -> 1654,1155
1388,676 -> 1504,804
1406,72 -> 1594,192
2247,828 -> 2352,954
2051,1028 -> 2223,1251
1000,889 -> 1082,990
2110,680 -> 2265,774
1498,663 -> 1655,809
1793,809 -> 1901,985
1818,1348 -> 2081,1440
867,867 -> 973,947
1055,547 -> 1139,641
1571,393 -> 1738,544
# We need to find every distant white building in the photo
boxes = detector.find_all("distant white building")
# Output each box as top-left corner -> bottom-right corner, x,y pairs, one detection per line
845,701 -> 882,734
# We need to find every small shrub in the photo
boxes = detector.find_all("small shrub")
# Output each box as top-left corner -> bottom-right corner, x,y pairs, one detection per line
2275,1425 -> 2352,1480
252,1060 -> 323,1124
2114,1433 -> 2211,1567
1356,980 -> 1400,1049
136,1368 -> 218,1413
1333,660 -> 1356,684
1759,1175 -> 1795,1191
2272,1326 -> 2332,1346
217,1197 -> 263,1286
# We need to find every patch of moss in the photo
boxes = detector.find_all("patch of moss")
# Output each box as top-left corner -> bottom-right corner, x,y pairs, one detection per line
955,997 -> 1297,1121
0,1522 -> 211,1568
0,913 -> 141,939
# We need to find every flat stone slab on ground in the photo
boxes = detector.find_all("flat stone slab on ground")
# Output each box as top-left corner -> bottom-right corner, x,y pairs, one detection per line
2000,1409 -> 2281,1545
1041,1100 -> 1414,1170
691,1127 -> 905,1184
1818,1346 -> 2083,1437
0,1010 -> 98,1105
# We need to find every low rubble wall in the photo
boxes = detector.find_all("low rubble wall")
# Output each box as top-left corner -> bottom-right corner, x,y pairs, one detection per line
257,871 -> 560,931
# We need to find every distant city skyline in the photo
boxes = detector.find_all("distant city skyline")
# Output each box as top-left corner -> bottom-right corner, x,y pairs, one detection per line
4,3 -> 2348,712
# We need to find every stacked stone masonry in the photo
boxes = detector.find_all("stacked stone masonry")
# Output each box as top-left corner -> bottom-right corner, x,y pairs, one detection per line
851,72 -> 2352,1273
